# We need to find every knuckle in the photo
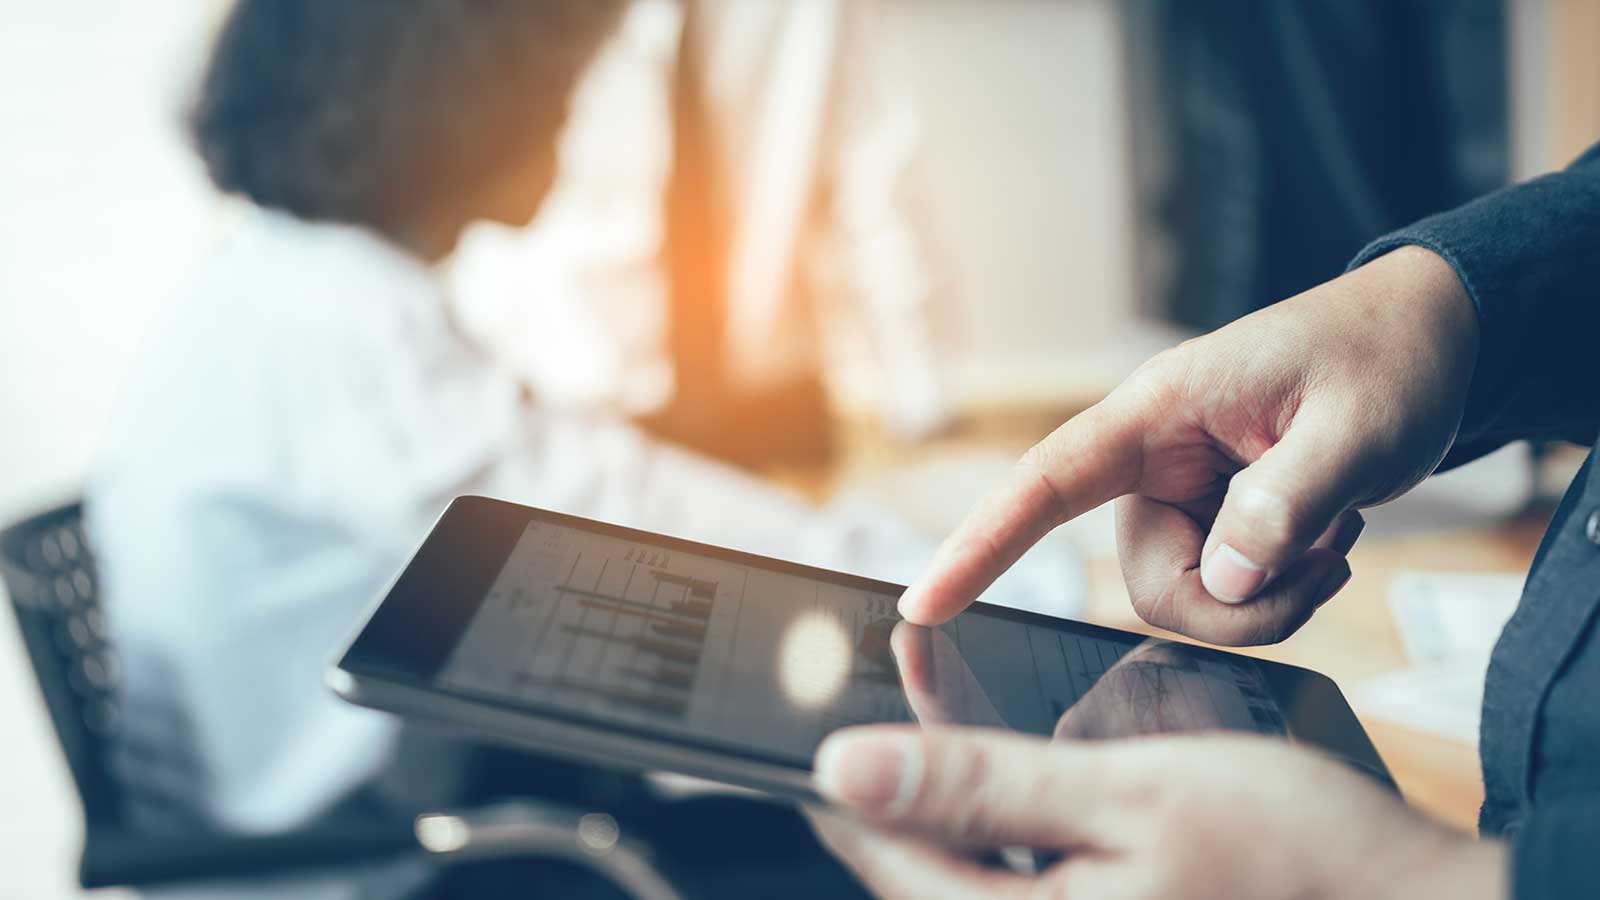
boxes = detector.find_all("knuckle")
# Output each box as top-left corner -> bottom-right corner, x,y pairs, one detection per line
1018,439 -> 1055,472
1016,443 -> 1083,527
1133,345 -> 1192,386
1016,447 -> 1065,510
970,529 -> 1014,583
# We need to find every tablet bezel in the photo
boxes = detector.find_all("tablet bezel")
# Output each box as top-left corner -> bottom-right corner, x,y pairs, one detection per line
331,496 -> 1393,804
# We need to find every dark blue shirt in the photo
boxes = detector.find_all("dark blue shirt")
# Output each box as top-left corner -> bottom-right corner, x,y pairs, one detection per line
1352,141 -> 1600,900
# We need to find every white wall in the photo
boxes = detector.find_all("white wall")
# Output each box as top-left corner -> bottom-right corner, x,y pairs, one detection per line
1,4 -> 220,897
0,2 -> 224,523
880,0 -> 1153,407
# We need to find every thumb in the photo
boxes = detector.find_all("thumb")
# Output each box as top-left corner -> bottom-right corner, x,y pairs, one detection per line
1200,417 -> 1366,604
814,726 -> 1112,848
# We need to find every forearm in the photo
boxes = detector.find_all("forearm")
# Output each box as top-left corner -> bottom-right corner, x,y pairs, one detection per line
1350,142 -> 1600,456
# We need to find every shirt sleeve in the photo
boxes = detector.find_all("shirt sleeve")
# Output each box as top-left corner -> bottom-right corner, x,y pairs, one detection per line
1348,142 -> 1600,467
1512,798 -> 1600,900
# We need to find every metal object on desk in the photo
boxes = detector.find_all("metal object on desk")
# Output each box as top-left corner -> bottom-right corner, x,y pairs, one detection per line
416,803 -> 684,900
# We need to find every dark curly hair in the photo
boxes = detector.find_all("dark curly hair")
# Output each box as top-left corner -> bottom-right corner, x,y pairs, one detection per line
190,0 -> 622,227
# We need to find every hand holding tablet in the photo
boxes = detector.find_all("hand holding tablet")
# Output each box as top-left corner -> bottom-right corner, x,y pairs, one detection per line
808,728 -> 1503,900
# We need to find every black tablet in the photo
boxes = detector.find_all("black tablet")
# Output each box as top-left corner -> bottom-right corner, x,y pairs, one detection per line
331,496 -> 1393,804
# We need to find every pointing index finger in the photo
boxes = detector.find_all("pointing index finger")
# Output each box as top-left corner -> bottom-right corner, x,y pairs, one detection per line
899,403 -> 1142,624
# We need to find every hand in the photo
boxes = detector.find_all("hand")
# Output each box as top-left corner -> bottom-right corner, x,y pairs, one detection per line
899,247 -> 1479,645
809,727 -> 1506,900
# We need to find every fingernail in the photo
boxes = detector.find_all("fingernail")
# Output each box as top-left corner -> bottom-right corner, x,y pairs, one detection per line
814,731 -> 922,817
1202,544 -> 1266,604
896,588 -> 940,625
895,589 -> 918,620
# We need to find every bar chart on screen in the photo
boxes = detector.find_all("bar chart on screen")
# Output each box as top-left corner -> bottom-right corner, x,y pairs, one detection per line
443,526 -> 739,722
542,563 -> 726,720
439,520 -> 912,758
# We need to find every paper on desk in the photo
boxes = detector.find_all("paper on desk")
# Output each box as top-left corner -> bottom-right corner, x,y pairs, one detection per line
1387,571 -> 1524,666
1354,662 -> 1492,745
1352,570 -> 1523,745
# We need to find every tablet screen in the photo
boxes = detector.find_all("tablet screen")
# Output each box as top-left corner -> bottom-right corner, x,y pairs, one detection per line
432,517 -> 1288,770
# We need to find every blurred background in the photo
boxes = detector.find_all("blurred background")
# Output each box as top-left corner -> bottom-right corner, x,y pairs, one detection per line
2,1 -> 1598,897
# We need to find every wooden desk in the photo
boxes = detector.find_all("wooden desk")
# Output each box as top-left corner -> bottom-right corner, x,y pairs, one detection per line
779,423 -> 1551,833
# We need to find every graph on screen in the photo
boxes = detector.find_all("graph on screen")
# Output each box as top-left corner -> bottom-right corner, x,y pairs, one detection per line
535,563 -> 723,719
439,521 -> 912,759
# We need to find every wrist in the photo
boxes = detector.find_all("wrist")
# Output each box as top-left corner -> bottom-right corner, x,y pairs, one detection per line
1392,245 -> 1479,359
1332,244 -> 1481,489
1351,245 -> 1480,364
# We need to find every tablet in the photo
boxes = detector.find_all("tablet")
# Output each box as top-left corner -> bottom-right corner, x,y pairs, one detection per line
331,496 -> 1392,805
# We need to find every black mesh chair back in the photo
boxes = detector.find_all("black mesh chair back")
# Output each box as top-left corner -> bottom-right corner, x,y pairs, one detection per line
0,502 -> 123,833
0,501 -> 422,887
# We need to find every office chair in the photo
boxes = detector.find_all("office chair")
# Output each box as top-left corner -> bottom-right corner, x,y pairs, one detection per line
1,501 -> 681,899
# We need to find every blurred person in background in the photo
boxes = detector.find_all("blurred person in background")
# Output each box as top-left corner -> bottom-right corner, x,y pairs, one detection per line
85,1 -> 947,896
448,0 -> 953,468
1123,0 -> 1508,330
1114,0 -> 1545,586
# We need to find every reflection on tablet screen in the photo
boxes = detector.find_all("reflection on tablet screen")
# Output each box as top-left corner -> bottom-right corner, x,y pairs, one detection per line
437,519 -> 1286,769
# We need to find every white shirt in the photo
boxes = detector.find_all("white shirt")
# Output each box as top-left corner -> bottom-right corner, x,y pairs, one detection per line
88,209 -> 924,837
